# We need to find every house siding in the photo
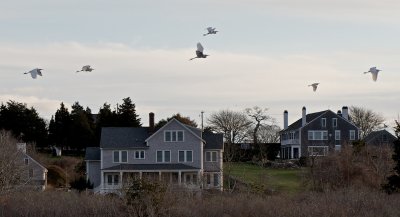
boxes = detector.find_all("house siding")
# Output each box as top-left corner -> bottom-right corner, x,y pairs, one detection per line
203,150 -> 223,172
86,161 -> 101,188
300,110 -> 358,157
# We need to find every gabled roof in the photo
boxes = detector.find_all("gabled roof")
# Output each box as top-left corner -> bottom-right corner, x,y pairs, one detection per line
85,147 -> 100,161
281,110 -> 327,132
145,118 -> 204,143
100,127 -> 150,149
364,129 -> 397,144
103,163 -> 200,171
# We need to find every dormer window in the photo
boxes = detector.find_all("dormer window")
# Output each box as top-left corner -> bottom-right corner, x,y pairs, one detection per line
321,118 -> 326,127
165,130 -> 184,142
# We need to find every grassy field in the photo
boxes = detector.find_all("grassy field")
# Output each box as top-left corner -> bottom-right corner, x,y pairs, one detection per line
225,162 -> 304,193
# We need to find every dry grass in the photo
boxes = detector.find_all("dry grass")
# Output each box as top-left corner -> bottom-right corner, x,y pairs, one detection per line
1,188 -> 400,217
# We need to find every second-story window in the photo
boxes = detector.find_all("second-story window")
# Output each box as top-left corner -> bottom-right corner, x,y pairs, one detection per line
165,130 -> 184,142
332,118 -> 338,127
350,130 -> 356,140
290,132 -> 295,140
335,130 -> 341,140
179,150 -> 193,162
308,131 -> 328,140
321,118 -> 326,127
113,151 -> 128,163
134,150 -> 145,159
156,150 -> 171,163
205,151 -> 218,162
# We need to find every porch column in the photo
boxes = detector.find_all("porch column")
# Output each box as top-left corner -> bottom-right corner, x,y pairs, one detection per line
197,170 -> 201,186
101,171 -> 104,191
178,171 -> 181,185
139,171 -> 142,179
291,147 -> 294,159
120,171 -> 123,187
159,171 -> 162,181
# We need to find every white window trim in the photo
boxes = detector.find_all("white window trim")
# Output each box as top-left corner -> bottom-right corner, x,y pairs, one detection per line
335,130 -> 341,140
164,130 -> 185,142
205,151 -> 218,162
134,150 -> 145,160
113,150 -> 128,163
332,118 -> 338,127
178,150 -> 193,163
350,130 -> 356,140
156,150 -> 171,163
321,118 -> 326,127
308,146 -> 329,156
308,131 -> 328,141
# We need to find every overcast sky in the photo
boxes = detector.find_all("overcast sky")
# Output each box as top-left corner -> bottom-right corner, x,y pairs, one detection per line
1,0 -> 399,128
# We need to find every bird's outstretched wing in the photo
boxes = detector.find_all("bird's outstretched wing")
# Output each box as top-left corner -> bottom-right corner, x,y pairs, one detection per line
313,85 -> 317,92
197,43 -> 204,52
206,27 -> 213,32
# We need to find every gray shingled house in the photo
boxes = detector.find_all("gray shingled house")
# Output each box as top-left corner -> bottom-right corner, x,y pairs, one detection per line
364,129 -> 397,146
280,106 -> 359,159
85,113 -> 223,194
17,143 -> 48,190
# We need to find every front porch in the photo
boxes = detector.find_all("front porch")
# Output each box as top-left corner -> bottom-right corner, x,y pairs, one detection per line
100,164 -> 201,194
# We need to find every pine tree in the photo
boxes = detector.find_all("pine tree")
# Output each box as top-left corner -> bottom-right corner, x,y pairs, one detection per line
69,102 -> 95,150
117,97 -> 141,127
383,121 -> 400,194
49,102 -> 71,149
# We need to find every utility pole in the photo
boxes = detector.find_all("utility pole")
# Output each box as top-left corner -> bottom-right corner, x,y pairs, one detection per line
201,111 -> 204,132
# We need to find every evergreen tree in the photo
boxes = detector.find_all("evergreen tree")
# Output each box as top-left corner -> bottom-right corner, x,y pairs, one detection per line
383,121 -> 400,194
49,102 -> 71,149
117,97 -> 141,127
0,101 -> 47,147
69,102 -> 95,150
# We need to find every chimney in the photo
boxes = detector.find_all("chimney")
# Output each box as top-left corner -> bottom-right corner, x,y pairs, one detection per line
149,112 -> 155,132
302,106 -> 306,126
342,106 -> 348,120
284,110 -> 288,130
17,143 -> 26,154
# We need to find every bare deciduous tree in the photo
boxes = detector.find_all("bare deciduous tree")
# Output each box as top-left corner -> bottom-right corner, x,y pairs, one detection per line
0,130 -> 26,194
349,106 -> 385,139
245,106 -> 273,145
207,109 -> 252,144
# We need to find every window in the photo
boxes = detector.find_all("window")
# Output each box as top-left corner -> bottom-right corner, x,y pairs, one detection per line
308,131 -> 328,140
213,174 -> 219,187
107,174 -> 119,185
113,151 -> 128,163
205,151 -> 218,162
164,130 -> 184,142
107,175 -> 113,184
134,150 -> 145,159
350,130 -> 356,140
332,118 -> 337,127
178,150 -> 193,162
335,145 -> 341,151
321,118 -> 326,127
335,130 -> 341,140
24,158 -> 29,165
290,132 -> 295,140
206,173 -> 211,185
156,150 -> 171,163
308,146 -> 328,156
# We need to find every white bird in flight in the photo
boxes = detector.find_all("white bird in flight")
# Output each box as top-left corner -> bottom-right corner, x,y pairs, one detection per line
189,43 -> 209,61
24,68 -> 43,79
364,67 -> 381,81
77,65 -> 94,73
308,83 -> 319,92
203,27 -> 218,36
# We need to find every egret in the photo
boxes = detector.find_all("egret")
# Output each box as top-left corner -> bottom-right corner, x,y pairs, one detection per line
364,67 -> 381,81
77,65 -> 94,72
308,83 -> 319,92
203,27 -> 218,36
189,43 -> 209,61
24,68 -> 43,79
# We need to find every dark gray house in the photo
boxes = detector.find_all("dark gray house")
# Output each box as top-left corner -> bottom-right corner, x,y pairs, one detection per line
85,113 -> 224,194
280,106 -> 359,159
364,129 -> 397,146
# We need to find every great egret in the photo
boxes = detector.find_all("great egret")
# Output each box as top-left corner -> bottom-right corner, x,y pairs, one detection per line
77,65 -> 94,72
189,43 -> 209,61
203,27 -> 218,36
24,68 -> 43,79
364,67 -> 381,81
308,83 -> 319,92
